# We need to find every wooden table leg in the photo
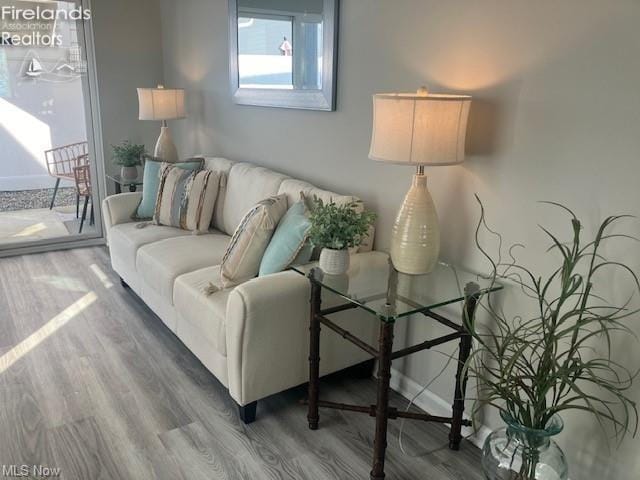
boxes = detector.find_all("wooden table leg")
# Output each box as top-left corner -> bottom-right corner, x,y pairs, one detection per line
371,321 -> 394,480
115,182 -> 122,194
449,291 -> 478,450
308,279 -> 322,430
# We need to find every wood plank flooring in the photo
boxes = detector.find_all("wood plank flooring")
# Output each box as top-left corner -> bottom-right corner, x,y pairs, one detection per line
0,247 -> 484,480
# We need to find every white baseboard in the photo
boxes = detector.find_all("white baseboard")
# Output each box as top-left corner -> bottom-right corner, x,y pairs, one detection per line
389,367 -> 492,449
0,175 -> 74,191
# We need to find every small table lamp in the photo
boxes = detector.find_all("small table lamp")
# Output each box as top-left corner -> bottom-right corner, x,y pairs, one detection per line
137,85 -> 186,163
369,87 -> 471,275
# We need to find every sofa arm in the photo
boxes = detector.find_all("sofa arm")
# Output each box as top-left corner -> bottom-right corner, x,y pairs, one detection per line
225,251 -> 389,406
102,193 -> 142,238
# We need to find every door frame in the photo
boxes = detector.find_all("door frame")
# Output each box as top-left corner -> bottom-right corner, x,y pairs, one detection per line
0,0 -> 107,258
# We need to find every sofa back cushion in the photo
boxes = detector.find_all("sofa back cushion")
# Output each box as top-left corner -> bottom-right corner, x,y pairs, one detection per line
185,156 -> 375,250
221,163 -> 289,236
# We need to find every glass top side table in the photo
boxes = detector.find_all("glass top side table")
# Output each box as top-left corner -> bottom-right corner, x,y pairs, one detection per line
291,252 -> 503,480
106,172 -> 144,193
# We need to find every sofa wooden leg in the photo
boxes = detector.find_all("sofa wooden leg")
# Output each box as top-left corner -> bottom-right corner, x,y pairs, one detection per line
238,401 -> 258,424
120,277 -> 130,289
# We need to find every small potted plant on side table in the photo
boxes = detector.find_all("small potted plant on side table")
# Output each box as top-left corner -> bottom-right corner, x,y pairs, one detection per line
112,141 -> 146,181
308,197 -> 376,275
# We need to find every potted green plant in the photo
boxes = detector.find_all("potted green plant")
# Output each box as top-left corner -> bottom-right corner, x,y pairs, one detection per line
112,141 -> 146,180
308,197 -> 376,275
467,198 -> 639,480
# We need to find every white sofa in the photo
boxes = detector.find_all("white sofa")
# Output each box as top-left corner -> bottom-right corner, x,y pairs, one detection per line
102,157 -> 385,422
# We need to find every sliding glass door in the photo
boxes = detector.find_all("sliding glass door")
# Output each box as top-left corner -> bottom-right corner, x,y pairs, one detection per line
0,0 -> 104,256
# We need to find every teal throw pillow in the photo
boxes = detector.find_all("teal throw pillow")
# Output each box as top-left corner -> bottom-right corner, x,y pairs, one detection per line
133,157 -> 204,220
259,201 -> 312,276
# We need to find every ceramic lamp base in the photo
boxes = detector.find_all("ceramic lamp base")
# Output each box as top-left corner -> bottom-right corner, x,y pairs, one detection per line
154,125 -> 179,163
390,173 -> 440,275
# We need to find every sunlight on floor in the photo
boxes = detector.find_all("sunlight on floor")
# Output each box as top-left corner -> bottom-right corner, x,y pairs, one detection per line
0,208 -> 70,244
0,292 -> 97,374
89,263 -> 114,289
33,274 -> 88,293
12,222 -> 47,237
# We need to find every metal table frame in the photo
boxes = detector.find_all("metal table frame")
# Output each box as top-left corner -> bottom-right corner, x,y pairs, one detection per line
305,268 -> 481,480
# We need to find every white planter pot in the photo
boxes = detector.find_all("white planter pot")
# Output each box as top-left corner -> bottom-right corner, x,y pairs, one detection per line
319,248 -> 350,275
120,166 -> 138,180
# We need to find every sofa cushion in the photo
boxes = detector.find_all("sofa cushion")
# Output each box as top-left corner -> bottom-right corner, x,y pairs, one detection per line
136,232 -> 231,301
109,222 -> 192,270
174,266 -> 231,356
221,163 -> 288,236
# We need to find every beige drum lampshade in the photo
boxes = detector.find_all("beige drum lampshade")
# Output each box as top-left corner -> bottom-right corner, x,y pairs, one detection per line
137,85 -> 186,162
368,88 -> 471,275
369,90 -> 471,166
137,86 -> 186,121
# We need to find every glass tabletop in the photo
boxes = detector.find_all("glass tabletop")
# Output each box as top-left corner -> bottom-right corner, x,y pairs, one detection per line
106,173 -> 144,185
291,252 -> 503,321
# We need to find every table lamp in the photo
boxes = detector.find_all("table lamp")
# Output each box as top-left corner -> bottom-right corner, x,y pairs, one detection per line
137,85 -> 186,163
369,87 -> 471,275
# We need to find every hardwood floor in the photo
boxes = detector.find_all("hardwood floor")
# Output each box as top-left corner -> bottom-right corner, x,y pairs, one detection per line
0,247 -> 484,480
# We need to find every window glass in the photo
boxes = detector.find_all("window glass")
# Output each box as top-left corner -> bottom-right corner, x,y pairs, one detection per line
238,16 -> 294,89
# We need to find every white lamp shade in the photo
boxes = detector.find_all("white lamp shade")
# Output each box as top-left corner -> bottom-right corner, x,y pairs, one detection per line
369,92 -> 471,166
137,87 -> 186,121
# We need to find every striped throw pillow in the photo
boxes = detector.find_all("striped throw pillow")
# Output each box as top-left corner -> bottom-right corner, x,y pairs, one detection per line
220,194 -> 288,288
154,165 -> 220,233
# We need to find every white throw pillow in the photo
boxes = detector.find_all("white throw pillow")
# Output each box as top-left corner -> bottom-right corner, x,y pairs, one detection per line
220,194 -> 288,288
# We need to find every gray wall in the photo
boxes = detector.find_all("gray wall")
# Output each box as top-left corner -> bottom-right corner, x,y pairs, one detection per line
92,0 -> 164,193
159,1 -> 640,478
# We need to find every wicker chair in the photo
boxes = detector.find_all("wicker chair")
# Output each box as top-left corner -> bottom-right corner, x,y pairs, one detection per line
44,141 -> 89,214
73,156 -> 93,234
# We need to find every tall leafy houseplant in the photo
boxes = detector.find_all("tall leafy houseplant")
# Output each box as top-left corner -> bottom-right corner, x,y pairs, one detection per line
308,197 -> 376,275
467,198 -> 640,480
112,141 -> 145,180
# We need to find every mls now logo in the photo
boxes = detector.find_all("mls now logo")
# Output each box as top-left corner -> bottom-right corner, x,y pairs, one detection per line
2,464 -> 62,477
